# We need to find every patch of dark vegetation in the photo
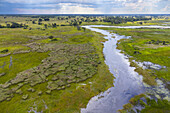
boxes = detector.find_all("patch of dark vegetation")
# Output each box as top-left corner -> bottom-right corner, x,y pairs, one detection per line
48,36 -> 54,39
146,40 -> 169,45
0,49 -> 9,53
0,22 -> 28,28
134,51 -> 141,55
51,38 -> 58,41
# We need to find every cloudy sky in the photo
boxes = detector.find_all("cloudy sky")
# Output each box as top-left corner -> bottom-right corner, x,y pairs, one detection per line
0,0 -> 169,14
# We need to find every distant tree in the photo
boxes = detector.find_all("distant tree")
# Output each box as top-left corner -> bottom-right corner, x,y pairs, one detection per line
79,21 -> 82,25
48,36 -> 54,39
44,24 -> 47,29
85,19 -> 91,22
139,22 -> 143,25
73,22 -> 78,26
0,49 -> 8,53
81,18 -> 84,21
38,18 -> 42,22
92,19 -> 98,22
6,24 -> 10,28
114,20 -> 121,24
52,23 -> 57,28
61,24 -> 66,26
38,22 -> 42,25
51,38 -> 58,41
44,18 -> 50,21
23,24 -> 28,29
32,21 -> 36,24
10,22 -> 23,28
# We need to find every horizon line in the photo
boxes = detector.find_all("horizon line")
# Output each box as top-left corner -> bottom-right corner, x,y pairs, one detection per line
0,14 -> 170,15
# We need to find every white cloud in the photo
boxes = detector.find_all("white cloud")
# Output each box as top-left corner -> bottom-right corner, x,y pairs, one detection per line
2,0 -> 169,14
15,3 -> 101,14
161,5 -> 170,12
58,3 -> 100,14
33,4 -> 57,7
3,0 -> 104,4
123,0 -> 160,13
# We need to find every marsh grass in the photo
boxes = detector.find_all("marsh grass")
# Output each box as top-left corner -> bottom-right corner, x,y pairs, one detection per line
0,22 -> 114,113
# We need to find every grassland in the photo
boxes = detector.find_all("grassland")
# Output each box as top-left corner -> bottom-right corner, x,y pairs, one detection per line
0,15 -> 170,113
0,16 -> 115,113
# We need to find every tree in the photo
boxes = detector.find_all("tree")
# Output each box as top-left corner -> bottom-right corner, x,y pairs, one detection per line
79,21 -> 82,25
44,18 -> 50,21
139,22 -> 143,25
0,49 -> 8,53
32,21 -> 36,24
44,24 -> 47,29
52,23 -> 57,28
73,22 -> 78,26
10,22 -> 23,28
48,36 -> 54,39
38,22 -> 42,25
38,18 -> 42,22
6,24 -> 10,28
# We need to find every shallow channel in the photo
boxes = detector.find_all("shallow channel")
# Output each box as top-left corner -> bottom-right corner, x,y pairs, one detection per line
81,25 -> 170,113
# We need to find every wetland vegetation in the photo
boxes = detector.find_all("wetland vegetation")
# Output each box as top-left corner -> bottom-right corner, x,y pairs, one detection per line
0,14 -> 170,113
96,22 -> 170,112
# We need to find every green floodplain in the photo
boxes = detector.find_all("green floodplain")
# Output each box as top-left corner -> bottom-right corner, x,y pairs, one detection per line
0,15 -> 170,113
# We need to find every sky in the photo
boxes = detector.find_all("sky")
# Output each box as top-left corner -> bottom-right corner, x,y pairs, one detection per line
0,0 -> 169,14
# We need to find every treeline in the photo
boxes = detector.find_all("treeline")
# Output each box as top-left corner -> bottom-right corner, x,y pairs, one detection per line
102,16 -> 152,24
30,16 -> 152,26
53,16 -> 152,25
0,22 -> 28,28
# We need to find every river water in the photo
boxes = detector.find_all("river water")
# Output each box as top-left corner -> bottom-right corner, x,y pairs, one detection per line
81,25 -> 170,113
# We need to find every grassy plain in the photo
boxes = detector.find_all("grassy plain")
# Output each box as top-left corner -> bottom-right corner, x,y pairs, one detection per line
0,16 -> 170,113
0,17 -> 114,113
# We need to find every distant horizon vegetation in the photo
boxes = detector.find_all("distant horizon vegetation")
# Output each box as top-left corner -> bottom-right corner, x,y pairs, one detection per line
0,14 -> 170,16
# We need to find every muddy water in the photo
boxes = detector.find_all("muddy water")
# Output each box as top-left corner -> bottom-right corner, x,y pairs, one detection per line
81,25 -> 170,113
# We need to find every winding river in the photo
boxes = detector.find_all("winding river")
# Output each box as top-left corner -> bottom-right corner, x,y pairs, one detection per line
81,25 -> 170,113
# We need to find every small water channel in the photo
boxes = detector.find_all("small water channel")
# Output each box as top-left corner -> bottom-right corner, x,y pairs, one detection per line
81,25 -> 170,113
